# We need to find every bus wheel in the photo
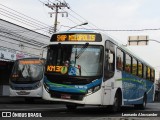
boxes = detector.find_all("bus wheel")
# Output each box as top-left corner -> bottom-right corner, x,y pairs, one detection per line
134,94 -> 147,110
66,104 -> 77,111
111,92 -> 121,112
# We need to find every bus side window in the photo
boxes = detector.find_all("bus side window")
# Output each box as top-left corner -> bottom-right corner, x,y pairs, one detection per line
146,67 -> 151,80
143,65 -> 147,79
106,51 -> 114,71
104,41 -> 115,79
116,48 -> 123,70
151,69 -> 155,82
125,54 -> 131,73
138,61 -> 143,78
132,57 -> 137,75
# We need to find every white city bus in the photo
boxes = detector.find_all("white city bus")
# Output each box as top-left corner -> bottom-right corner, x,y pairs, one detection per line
9,57 -> 45,102
42,31 -> 155,111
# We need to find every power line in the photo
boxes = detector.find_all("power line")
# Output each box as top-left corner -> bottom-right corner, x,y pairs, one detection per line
0,3 -> 49,27
53,3 -> 96,30
0,22 -> 51,34
0,9 -> 43,29
2,1 -> 160,34
0,23 -> 50,48
39,0 -> 99,32
60,25 -> 160,32
0,3 -> 51,35
0,27 -> 47,47
68,8 -> 100,30
0,10 -> 50,35
58,2 -> 160,32
60,8 -> 87,26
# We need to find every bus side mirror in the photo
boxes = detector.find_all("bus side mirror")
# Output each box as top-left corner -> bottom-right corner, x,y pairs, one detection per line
40,49 -> 44,58
40,45 -> 48,59
105,52 -> 113,63
108,53 -> 113,63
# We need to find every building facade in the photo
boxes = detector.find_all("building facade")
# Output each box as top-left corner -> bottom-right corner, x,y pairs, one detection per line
0,19 -> 50,96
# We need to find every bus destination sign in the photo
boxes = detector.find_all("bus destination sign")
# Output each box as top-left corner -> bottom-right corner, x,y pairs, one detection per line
19,60 -> 43,65
50,33 -> 102,42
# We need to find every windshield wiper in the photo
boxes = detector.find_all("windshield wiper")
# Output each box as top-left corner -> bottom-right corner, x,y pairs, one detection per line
75,43 -> 89,59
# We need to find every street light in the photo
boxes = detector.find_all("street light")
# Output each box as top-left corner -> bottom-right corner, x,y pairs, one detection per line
67,22 -> 88,31
149,39 -> 160,44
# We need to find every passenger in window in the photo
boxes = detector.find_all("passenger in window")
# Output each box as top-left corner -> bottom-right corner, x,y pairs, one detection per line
117,56 -> 122,70
125,65 -> 130,73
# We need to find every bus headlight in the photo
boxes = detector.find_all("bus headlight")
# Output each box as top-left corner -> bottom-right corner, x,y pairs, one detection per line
86,85 -> 100,96
94,85 -> 100,91
87,88 -> 93,95
32,82 -> 42,89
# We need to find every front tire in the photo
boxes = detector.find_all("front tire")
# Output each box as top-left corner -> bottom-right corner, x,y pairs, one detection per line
110,92 -> 121,112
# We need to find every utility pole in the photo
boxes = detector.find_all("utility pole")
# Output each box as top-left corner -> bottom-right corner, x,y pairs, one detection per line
45,1 -> 70,32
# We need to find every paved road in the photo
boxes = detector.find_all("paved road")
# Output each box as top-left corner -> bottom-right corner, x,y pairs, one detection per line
0,97 -> 160,120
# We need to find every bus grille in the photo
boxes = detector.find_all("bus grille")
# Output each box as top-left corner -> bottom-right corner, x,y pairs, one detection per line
14,87 -> 33,90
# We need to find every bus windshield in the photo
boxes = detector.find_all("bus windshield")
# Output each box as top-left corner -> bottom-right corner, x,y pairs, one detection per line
46,44 -> 103,77
10,59 -> 44,82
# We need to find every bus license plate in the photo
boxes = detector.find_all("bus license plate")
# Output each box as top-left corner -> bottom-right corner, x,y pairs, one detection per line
61,94 -> 71,99
17,91 -> 30,95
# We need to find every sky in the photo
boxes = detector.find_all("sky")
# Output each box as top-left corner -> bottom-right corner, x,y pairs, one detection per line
1,0 -> 160,78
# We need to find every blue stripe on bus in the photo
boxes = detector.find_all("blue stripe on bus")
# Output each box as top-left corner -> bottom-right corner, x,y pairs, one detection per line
44,77 -> 102,93
121,72 -> 154,105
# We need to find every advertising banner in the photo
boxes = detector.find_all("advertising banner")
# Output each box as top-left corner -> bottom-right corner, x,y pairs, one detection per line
0,47 -> 31,61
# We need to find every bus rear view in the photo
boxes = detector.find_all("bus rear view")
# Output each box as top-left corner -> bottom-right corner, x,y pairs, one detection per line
9,58 -> 45,102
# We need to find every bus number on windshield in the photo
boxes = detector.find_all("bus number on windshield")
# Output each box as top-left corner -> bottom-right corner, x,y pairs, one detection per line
47,65 -> 62,72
